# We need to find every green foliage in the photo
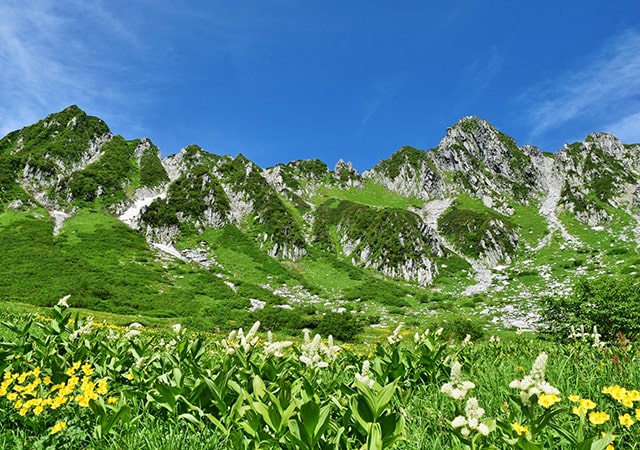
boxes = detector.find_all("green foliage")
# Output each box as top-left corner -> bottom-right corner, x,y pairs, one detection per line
0,210 -> 295,332
216,155 -> 307,256
1,304 -> 640,448
288,158 -> 329,179
0,106 -> 110,174
62,136 -> 136,205
250,306 -> 305,333
141,163 -> 230,229
316,312 -> 364,342
439,202 -> 516,258
373,146 -> 434,180
343,279 -> 411,307
313,199 -> 440,280
138,141 -> 169,187
543,275 -> 640,341
316,179 -> 423,210
441,317 -> 486,341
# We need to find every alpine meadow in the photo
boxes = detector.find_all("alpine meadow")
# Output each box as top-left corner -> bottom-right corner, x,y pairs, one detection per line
1,105 -> 640,448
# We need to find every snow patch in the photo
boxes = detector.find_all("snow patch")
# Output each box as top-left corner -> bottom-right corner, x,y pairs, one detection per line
119,188 -> 167,228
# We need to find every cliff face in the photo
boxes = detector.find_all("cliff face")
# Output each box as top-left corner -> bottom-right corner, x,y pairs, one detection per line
3,106 -> 640,287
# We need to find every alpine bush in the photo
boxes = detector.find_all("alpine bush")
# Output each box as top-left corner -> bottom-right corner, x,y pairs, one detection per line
543,275 -> 640,341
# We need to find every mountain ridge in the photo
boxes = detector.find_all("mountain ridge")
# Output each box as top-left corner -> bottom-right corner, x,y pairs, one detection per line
2,105 -> 640,332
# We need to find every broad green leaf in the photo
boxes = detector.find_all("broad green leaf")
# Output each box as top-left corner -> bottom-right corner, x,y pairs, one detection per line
366,422 -> 383,450
372,382 -> 396,418
516,436 -> 543,450
252,375 -> 266,399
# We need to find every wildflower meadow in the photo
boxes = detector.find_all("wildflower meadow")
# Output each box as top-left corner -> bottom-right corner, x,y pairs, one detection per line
1,298 -> 639,449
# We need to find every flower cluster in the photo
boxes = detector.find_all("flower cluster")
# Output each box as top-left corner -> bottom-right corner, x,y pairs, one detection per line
441,361 -> 475,401
568,324 -> 605,348
509,352 -> 560,405
0,361 -> 114,435
56,295 -> 71,308
299,330 -> 340,369
602,385 -> 640,408
413,327 -> 444,345
451,397 -> 491,437
355,360 -> 374,388
221,321 -> 261,354
589,411 -> 610,425
69,316 -> 94,340
262,331 -> 293,358
568,395 -> 597,417
387,325 -> 403,345
123,322 -> 143,340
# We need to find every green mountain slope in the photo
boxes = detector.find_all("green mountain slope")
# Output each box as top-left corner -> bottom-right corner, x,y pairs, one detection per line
2,106 -> 640,335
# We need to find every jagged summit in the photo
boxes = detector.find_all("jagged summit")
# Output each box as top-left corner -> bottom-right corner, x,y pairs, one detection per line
2,105 -> 640,299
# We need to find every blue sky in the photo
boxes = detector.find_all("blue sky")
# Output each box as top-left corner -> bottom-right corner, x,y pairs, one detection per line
1,1 -> 639,171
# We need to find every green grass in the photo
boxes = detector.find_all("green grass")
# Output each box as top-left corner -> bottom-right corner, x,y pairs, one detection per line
509,202 -> 549,248
314,179 -> 423,209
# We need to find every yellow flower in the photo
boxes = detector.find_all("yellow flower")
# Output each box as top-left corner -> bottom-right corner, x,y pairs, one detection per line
81,362 -> 93,376
628,390 -> 640,402
97,378 -> 108,395
568,394 -> 581,402
32,367 -> 41,377
50,421 -> 67,435
538,393 -> 561,409
7,392 -> 17,401
619,413 -> 634,428
603,385 -> 630,405
51,396 -> 67,409
126,372 -> 133,380
67,375 -> 79,388
589,411 -> 610,425
76,394 -> 91,407
511,422 -> 529,436
33,405 -> 44,415
580,398 -> 596,410
107,396 -> 117,404
81,380 -> 95,393
636,409 -> 640,421
43,376 -> 51,385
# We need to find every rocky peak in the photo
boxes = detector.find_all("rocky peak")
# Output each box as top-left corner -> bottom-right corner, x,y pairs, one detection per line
333,159 -> 363,188
431,116 -> 543,202
438,117 -> 517,170
134,138 -> 152,161
163,145 -> 207,181
364,146 -> 444,200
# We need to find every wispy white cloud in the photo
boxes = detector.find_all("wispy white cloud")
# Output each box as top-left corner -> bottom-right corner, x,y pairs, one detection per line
0,0 -> 147,138
604,112 -> 640,144
356,81 -> 397,139
360,85 -> 388,128
523,29 -> 640,140
461,45 -> 503,95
